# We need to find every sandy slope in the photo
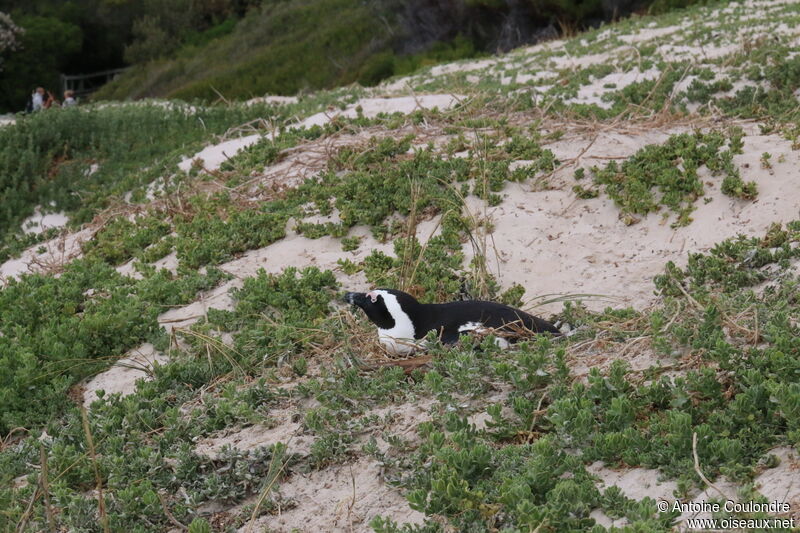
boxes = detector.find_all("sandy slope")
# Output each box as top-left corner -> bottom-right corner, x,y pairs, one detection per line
468,128 -> 800,314
8,115 -> 800,532
5,0 -> 800,528
6,115 -> 799,533
64,121 -> 799,531
177,95 -> 462,173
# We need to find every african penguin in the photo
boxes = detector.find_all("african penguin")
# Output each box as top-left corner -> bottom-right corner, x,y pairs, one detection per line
344,288 -> 560,355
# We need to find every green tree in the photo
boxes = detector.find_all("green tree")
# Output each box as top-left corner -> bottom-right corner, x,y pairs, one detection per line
0,11 -> 24,72
0,15 -> 81,111
123,0 -> 251,63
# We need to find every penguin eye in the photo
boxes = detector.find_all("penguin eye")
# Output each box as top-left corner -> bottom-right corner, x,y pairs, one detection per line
367,291 -> 378,303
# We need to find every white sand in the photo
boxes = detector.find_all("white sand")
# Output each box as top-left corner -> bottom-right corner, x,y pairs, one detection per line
195,399 -> 435,532
178,133 -> 266,172
195,409 -> 314,459
21,206 -> 69,235
0,227 -> 93,281
82,343 -> 167,406
588,461 -> 679,503
618,24 -> 683,44
155,222 -> 401,333
465,130 -> 800,314
245,95 -> 299,106
240,457 -> 424,533
180,94 -> 462,172
754,447 -> 800,510
566,67 -> 662,109
0,114 -> 16,127
297,94 -> 462,129
588,461 -> 748,529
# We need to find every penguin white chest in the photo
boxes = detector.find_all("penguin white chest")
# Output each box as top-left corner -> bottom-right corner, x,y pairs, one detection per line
376,292 -> 418,355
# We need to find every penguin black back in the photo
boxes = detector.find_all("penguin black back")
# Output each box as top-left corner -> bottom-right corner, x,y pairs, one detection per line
344,288 -> 559,354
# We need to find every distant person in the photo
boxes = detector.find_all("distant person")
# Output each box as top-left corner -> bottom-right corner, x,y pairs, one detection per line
62,90 -> 77,107
43,90 -> 59,109
25,88 -> 35,112
31,87 -> 45,112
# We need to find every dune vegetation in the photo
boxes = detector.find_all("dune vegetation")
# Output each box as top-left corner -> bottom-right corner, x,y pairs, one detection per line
2,0 -> 800,531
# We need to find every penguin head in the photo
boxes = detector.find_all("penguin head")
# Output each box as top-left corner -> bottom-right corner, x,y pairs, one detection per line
343,289 -> 419,331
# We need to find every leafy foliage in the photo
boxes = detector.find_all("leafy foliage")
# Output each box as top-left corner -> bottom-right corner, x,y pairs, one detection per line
0,14 -> 81,110
0,102 -> 279,241
175,204 -> 288,269
83,215 -> 170,265
202,266 -> 338,367
0,258 -> 225,432
0,11 -> 24,70
581,128 -> 754,226
96,0 -> 389,102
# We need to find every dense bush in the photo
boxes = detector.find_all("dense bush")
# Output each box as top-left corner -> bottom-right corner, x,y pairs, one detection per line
96,0 -> 386,102
0,257 -> 225,432
0,101 -> 278,241
0,14 -> 81,111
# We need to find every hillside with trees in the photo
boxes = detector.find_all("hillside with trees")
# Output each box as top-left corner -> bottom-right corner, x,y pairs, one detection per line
2,0 -> 705,112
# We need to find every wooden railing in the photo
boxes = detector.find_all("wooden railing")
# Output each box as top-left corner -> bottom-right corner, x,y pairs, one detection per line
60,67 -> 129,98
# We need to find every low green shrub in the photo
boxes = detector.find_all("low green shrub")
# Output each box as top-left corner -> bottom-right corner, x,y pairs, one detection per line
0,102 -> 280,243
581,128 -> 754,226
83,215 -> 171,265
0,257 -> 226,433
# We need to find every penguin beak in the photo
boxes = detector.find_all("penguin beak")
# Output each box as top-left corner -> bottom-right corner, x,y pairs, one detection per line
343,292 -> 365,306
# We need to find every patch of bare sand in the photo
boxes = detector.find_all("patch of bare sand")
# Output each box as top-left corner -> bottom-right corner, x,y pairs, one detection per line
366,399 -> 435,453
240,124 -> 434,196
242,457 -> 424,533
427,59 -> 497,77
82,343 -> 167,406
178,133 -> 264,173
153,229 -> 383,332
0,227 -> 93,282
116,250 -> 179,280
219,220 -> 398,280
298,94 -> 462,129
588,462 -> 679,502
570,343 -> 675,381
587,462 -> 678,529
463,385 -> 513,430
656,42 -> 740,62
566,67 -> 662,109
465,131 -> 800,314
193,399 -> 434,531
157,215 -> 442,332
673,478 -> 742,530
180,94 -> 462,172
158,279 -> 240,333
588,462 -> 742,529
195,397 -> 435,463
755,447 -> 800,517
618,24 -> 684,44
87,215 -> 416,401
21,206 -> 69,235
195,407 -> 314,459
245,95 -> 299,106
